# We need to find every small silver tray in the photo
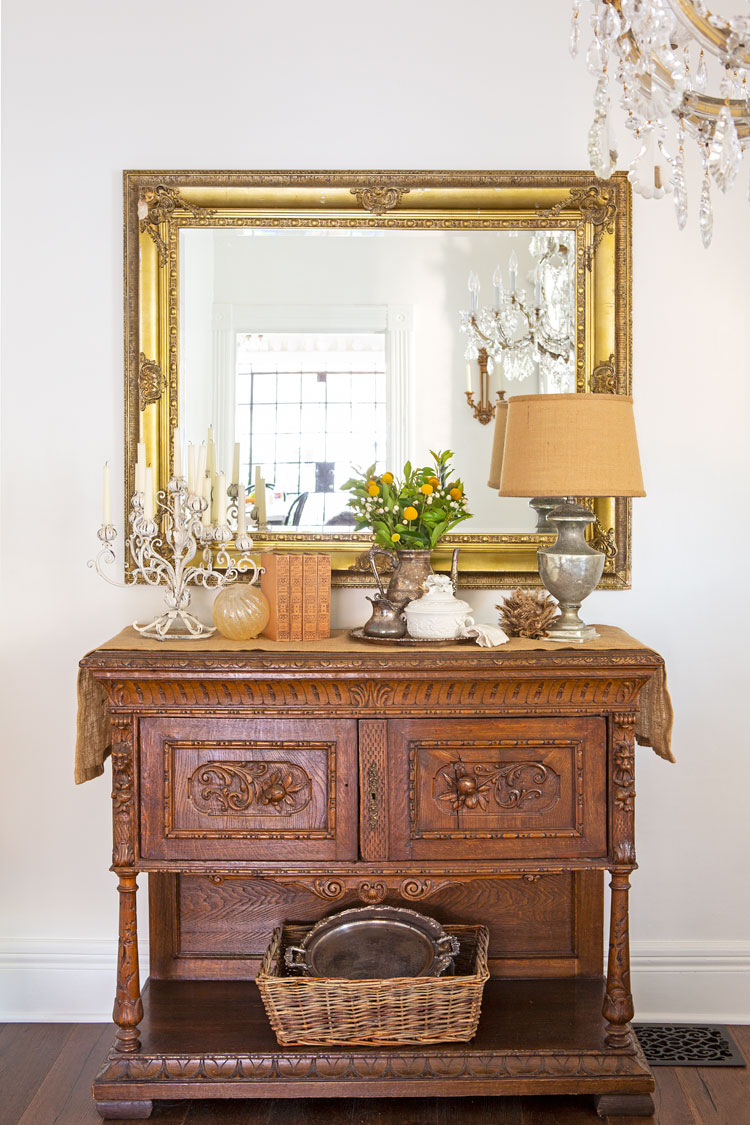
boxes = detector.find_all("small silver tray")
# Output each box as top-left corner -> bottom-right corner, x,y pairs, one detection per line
349,628 -> 473,646
283,905 -> 461,979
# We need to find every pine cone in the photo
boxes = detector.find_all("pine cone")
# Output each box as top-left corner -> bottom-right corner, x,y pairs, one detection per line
496,588 -> 559,639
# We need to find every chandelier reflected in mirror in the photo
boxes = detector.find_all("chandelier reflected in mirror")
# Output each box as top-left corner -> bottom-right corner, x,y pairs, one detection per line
572,0 -> 750,246
459,232 -> 576,424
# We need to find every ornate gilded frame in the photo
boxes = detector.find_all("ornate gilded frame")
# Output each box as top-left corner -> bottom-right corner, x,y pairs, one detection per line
124,170 -> 632,588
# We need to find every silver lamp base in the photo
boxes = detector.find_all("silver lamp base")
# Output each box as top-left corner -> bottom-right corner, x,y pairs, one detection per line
530,496 -> 566,533
538,502 -> 605,644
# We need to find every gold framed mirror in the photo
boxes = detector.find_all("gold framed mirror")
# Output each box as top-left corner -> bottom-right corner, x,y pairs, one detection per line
124,170 -> 632,588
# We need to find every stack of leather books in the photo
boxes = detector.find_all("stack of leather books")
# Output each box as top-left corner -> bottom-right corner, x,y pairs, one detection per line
260,553 -> 331,640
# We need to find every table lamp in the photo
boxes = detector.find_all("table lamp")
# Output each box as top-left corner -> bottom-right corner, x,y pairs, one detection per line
497,393 -> 645,642
488,401 -> 565,531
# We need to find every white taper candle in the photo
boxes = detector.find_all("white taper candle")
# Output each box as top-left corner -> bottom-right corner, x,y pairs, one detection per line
187,443 -> 196,493
216,472 -> 227,524
103,462 -> 111,525
173,427 -> 182,479
144,467 -> 154,519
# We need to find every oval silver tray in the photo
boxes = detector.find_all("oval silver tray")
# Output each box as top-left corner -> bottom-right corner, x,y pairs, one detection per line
349,628 -> 473,646
283,905 -> 461,979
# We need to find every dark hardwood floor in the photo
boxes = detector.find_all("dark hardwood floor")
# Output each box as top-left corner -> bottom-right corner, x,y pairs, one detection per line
1,1023 -> 747,1125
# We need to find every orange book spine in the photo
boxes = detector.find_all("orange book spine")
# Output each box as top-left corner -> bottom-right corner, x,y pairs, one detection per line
289,555 -> 304,641
303,555 -> 318,640
260,553 -> 291,640
316,554 -> 331,639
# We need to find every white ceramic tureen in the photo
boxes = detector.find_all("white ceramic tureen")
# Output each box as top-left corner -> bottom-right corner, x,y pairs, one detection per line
403,574 -> 474,640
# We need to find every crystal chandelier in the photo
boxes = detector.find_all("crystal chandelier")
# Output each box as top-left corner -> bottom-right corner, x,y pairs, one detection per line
572,0 -> 750,246
459,233 -> 576,420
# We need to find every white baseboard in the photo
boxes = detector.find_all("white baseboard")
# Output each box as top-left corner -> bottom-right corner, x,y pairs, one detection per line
0,939 -> 150,1023
1,938 -> 748,1023
629,940 -> 750,1024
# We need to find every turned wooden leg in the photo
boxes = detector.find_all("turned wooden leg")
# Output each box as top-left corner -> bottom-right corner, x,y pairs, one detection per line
96,1100 -> 153,1120
603,869 -> 634,1049
113,872 -> 143,1053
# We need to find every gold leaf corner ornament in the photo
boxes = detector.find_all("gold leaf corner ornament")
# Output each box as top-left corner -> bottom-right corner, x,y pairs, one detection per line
138,185 -> 214,264
138,353 -> 166,408
538,182 -> 617,269
591,519 -> 617,560
591,354 -> 617,394
350,186 -> 409,215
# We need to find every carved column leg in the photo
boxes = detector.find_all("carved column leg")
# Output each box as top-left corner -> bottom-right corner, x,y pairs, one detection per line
114,872 -> 143,1053
603,869 -> 634,1049
604,712 -> 637,1050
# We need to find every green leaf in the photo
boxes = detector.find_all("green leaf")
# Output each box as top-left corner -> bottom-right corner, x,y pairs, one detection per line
429,520 -> 448,547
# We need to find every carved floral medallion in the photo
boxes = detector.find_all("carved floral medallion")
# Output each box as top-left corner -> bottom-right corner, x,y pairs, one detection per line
435,760 -> 561,814
188,761 -> 312,817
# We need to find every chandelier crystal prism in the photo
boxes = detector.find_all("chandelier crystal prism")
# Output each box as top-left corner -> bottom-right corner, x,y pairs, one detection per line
571,0 -> 750,246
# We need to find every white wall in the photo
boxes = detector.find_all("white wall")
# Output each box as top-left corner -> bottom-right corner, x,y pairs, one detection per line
2,0 -> 748,1021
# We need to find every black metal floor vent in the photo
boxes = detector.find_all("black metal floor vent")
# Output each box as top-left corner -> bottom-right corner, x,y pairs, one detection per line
634,1024 -> 746,1066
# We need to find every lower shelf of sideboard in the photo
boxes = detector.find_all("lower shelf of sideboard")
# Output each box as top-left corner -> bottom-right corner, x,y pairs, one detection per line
93,977 -> 655,1110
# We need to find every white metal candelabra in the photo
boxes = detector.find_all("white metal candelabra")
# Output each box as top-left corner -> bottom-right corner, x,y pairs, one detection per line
89,474 -> 258,640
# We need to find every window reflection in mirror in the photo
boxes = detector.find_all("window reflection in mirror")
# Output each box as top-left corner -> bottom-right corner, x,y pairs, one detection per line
179,227 -> 575,535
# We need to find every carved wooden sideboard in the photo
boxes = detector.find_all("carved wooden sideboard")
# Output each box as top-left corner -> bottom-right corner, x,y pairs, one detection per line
82,633 -> 663,1120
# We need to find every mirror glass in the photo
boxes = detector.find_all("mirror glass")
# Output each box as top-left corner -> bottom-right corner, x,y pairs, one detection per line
179,227 -> 575,535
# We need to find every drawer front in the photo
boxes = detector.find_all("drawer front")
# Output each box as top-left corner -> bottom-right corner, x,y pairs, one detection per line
388,717 -> 606,861
139,717 -> 357,862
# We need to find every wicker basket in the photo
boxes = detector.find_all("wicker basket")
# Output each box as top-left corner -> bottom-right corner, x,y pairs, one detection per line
256,922 -> 489,1046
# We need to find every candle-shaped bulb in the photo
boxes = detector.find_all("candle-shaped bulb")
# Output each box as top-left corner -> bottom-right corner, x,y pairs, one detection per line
231,442 -> 240,487
534,266 -> 543,309
102,462 -> 112,525
467,271 -> 480,314
492,264 -> 503,309
508,251 -> 519,295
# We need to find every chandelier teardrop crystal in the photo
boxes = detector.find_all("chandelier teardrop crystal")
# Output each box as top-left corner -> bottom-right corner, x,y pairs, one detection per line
571,0 -> 750,246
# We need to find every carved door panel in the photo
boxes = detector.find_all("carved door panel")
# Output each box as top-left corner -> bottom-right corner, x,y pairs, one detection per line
388,717 -> 607,861
139,717 -> 357,862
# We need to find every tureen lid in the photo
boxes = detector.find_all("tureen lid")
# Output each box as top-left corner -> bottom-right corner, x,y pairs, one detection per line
404,574 -> 472,616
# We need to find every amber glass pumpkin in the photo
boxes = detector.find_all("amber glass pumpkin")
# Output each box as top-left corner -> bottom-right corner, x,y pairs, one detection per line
212,583 -> 270,640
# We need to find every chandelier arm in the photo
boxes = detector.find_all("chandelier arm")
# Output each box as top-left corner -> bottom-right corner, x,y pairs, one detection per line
682,97 -> 750,141
615,14 -> 750,134
667,0 -> 750,68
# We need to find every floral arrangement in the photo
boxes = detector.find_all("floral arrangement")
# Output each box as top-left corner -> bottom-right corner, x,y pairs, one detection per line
342,450 -> 471,550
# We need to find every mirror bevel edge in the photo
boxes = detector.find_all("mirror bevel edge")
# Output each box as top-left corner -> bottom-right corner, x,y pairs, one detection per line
124,169 -> 633,589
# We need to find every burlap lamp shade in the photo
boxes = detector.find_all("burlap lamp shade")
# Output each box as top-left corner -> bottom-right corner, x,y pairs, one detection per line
498,394 -> 645,498
486,399 -> 509,490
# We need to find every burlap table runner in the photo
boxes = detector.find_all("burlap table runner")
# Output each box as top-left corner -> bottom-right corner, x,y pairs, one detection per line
76,624 -> 674,783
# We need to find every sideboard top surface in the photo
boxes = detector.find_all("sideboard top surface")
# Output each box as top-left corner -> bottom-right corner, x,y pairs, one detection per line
81,625 -> 663,681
